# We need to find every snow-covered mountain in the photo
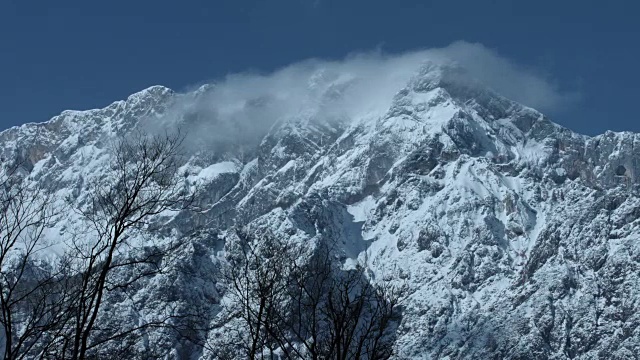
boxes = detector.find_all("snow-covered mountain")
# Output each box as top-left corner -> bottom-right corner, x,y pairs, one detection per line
2,62 -> 640,359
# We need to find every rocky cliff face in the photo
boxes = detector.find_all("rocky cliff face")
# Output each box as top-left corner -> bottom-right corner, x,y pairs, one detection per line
2,63 -> 640,359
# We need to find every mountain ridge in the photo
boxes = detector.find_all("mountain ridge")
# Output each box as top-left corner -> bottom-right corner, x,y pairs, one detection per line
2,63 -> 640,359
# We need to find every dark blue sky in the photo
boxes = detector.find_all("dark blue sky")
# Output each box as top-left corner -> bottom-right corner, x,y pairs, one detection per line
1,0 -> 638,135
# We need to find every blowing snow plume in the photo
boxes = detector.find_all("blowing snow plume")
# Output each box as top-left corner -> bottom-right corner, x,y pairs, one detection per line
143,41 -> 578,159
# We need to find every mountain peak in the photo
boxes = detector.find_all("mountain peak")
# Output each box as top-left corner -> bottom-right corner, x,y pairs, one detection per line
3,59 -> 640,360
125,85 -> 174,103
410,61 -> 480,92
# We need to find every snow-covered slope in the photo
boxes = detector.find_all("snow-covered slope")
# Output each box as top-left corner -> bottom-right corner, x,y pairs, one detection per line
2,62 -> 640,359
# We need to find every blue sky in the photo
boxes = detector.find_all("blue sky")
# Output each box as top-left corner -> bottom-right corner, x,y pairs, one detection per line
1,0 -> 638,135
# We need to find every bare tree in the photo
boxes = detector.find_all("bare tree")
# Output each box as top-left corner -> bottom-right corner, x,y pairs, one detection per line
215,229 -> 290,359
42,131 -> 196,360
216,230 -> 402,360
0,165 -> 69,360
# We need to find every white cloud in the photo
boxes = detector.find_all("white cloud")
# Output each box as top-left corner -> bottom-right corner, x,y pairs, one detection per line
145,41 -> 578,155
434,41 -> 580,111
